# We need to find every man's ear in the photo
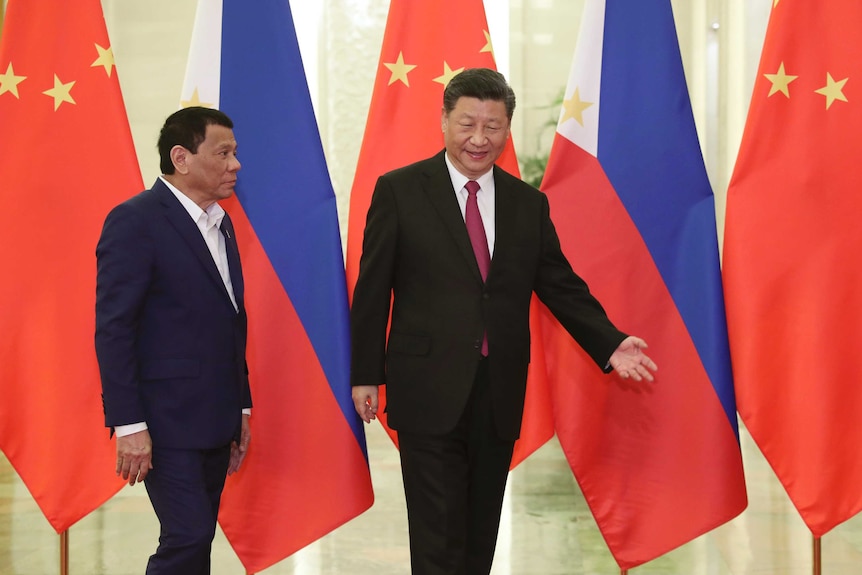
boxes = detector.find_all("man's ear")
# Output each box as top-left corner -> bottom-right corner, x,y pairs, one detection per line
170,145 -> 189,175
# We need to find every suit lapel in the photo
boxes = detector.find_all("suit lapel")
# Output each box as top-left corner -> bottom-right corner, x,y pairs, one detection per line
153,180 -> 237,311
489,165 -> 518,281
221,213 -> 244,308
421,153 -> 485,284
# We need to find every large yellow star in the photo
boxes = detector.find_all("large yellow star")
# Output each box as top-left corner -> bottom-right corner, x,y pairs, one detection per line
91,43 -> 115,77
0,62 -> 27,98
764,62 -> 797,98
43,75 -> 76,111
815,72 -> 848,109
181,87 -> 214,109
433,62 -> 465,87
561,87 -> 594,126
481,30 -> 493,55
384,52 -> 417,87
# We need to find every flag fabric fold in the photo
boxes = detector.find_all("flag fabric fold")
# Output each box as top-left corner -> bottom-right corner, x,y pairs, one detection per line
0,0 -> 141,532
539,0 -> 747,568
180,0 -> 374,571
724,0 -> 862,537
345,0 -> 553,468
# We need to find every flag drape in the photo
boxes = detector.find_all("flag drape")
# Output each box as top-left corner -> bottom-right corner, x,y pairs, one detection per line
180,1 -> 374,571
345,0 -> 553,468
0,0 -> 141,532
539,0 -> 747,568
724,0 -> 862,537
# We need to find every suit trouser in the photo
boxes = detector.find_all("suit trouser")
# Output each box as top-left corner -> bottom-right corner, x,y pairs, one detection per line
398,357 -> 516,575
144,444 -> 231,575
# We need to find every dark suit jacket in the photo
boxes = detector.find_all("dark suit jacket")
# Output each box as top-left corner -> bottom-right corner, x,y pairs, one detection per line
351,151 -> 626,440
95,179 -> 251,450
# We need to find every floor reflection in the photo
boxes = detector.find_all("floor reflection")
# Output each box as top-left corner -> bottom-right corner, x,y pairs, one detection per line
1,422 -> 860,574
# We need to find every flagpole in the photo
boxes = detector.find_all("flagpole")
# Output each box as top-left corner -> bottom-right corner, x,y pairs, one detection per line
812,535 -> 821,575
59,530 -> 69,575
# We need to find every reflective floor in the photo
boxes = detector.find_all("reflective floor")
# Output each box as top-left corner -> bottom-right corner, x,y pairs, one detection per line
1,422 -> 861,574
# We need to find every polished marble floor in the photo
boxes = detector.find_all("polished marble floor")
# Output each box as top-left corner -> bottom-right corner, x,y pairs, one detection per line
1,422 -> 861,574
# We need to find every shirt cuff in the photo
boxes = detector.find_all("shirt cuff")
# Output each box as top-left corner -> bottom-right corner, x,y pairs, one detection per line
115,422 -> 148,437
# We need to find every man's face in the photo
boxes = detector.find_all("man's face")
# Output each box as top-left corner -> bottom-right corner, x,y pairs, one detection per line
184,124 -> 241,204
442,96 -> 510,180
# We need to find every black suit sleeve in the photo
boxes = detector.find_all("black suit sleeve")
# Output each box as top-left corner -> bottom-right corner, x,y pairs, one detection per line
350,176 -> 399,387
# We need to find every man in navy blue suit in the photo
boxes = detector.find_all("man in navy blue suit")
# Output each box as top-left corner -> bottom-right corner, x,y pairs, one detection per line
96,107 -> 252,574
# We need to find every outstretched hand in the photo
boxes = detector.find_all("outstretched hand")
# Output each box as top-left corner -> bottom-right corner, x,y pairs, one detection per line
608,336 -> 658,382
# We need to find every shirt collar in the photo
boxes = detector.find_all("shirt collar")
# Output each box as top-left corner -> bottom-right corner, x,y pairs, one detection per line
444,153 -> 494,194
160,176 -> 225,228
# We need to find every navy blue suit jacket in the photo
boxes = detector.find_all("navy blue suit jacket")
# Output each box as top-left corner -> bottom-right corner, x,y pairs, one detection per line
95,179 -> 251,450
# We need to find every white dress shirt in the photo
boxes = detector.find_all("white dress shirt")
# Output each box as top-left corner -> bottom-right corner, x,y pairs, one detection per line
445,154 -> 496,257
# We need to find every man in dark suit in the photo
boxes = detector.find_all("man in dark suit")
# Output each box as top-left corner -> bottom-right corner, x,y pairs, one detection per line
351,68 -> 657,575
95,107 -> 252,574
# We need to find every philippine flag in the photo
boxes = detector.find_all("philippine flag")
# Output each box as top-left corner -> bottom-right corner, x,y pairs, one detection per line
180,0 -> 373,572
538,0 -> 747,568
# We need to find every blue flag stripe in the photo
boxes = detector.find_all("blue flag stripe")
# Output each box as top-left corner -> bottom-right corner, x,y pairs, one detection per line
219,0 -> 362,445
597,0 -> 737,431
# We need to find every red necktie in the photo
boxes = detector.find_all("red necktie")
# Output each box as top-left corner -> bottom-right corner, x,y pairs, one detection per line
465,180 -> 491,280
465,180 -> 490,355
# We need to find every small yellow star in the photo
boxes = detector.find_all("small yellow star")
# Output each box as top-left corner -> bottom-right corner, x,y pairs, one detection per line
561,87 -> 594,126
481,30 -> 493,55
180,87 -> 214,109
43,75 -> 76,111
384,52 -> 417,87
91,43 -> 115,77
764,62 -> 797,98
814,72 -> 848,109
433,62 -> 465,87
0,62 -> 27,98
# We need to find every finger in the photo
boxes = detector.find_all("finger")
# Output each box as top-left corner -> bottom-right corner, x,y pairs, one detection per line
353,399 -> 369,419
137,458 -> 153,483
234,450 -> 247,471
638,364 -> 655,382
227,449 -> 239,475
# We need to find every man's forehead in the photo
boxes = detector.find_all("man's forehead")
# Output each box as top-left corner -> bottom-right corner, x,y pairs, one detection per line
203,125 -> 237,145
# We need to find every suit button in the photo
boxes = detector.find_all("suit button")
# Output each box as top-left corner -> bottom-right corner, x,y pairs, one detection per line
474,341 -> 481,349
482,293 -> 490,300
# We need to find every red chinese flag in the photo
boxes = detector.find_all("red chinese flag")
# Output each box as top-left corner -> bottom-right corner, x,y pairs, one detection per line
724,0 -> 862,536
0,0 -> 142,532
345,0 -> 552,467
